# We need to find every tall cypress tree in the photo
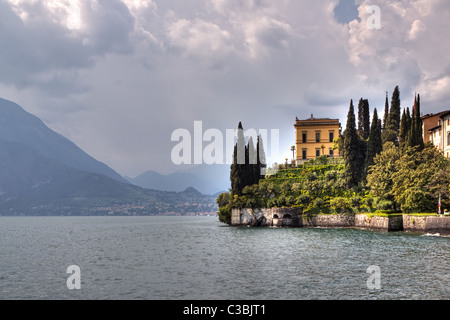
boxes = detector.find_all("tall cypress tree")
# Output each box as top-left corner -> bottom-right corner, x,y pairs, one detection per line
343,100 -> 365,188
256,134 -> 267,179
383,92 -> 389,130
389,86 -> 401,134
414,94 -> 424,150
365,108 -> 382,174
230,122 -> 246,196
358,98 -> 370,140
382,86 -> 401,145
399,108 -> 410,150
230,124 -> 267,196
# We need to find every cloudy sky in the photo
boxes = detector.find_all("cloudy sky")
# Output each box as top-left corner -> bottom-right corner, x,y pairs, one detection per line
1,0 -> 450,178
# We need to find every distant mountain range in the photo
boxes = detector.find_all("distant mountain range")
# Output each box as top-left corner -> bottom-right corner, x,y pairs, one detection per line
126,165 -> 230,195
0,98 -> 218,216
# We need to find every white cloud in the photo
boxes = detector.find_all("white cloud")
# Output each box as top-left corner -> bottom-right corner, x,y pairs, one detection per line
166,18 -> 232,58
2,0 -> 450,176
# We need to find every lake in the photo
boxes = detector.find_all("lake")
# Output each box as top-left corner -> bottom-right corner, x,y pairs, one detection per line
0,216 -> 448,300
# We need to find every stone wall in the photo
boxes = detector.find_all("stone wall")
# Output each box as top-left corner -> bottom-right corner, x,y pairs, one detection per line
231,208 -> 302,227
355,214 -> 403,231
231,208 -> 450,234
303,214 -> 354,228
402,215 -> 450,235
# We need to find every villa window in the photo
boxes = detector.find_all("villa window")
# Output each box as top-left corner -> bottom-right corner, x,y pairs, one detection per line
302,149 -> 307,160
329,149 -> 334,157
302,132 -> 307,143
316,132 -> 321,143
316,149 -> 320,157
448,132 -> 450,146
329,131 -> 334,143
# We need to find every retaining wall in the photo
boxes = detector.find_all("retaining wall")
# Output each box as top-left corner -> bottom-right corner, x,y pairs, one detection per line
231,208 -> 450,234
402,215 -> 450,235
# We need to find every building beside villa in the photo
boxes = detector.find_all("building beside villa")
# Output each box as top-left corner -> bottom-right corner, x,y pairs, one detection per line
423,110 -> 450,158
294,114 -> 341,164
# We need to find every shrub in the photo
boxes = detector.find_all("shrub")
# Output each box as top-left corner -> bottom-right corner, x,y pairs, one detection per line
350,196 -> 362,207
364,197 -> 374,208
376,200 -> 394,211
218,206 -> 231,225
296,194 -> 311,207
330,197 -> 351,213
313,198 -> 325,209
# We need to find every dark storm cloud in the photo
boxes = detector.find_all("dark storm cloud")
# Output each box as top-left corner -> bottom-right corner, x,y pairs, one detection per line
0,0 -> 135,94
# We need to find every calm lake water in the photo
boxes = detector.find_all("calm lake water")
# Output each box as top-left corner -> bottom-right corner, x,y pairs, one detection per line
0,216 -> 448,300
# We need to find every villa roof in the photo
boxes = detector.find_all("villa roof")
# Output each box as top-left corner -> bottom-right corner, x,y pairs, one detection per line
428,125 -> 442,132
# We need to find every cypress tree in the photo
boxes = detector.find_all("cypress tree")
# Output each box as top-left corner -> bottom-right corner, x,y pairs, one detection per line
343,100 -> 365,188
358,98 -> 370,140
382,86 -> 401,145
414,94 -> 424,150
365,108 -> 382,174
256,134 -> 267,179
399,108 -> 410,149
230,122 -> 246,196
383,92 -> 389,130
389,86 -> 401,134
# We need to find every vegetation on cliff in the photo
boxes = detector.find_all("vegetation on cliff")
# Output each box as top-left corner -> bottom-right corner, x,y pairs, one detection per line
217,86 -> 450,224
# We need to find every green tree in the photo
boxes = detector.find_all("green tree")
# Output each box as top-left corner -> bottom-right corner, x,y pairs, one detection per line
230,122 -> 246,196
383,92 -> 389,130
365,108 -> 382,174
410,94 -> 424,150
392,144 -> 450,213
358,98 -> 371,140
366,141 -> 401,211
382,86 -> 401,145
217,192 -> 232,224
399,107 -> 411,149
343,99 -> 366,188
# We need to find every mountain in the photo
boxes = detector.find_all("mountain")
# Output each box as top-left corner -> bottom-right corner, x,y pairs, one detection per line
0,98 -> 126,183
127,165 -> 230,195
0,98 -> 218,216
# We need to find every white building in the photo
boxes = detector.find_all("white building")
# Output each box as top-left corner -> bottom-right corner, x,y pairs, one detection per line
427,110 -> 450,158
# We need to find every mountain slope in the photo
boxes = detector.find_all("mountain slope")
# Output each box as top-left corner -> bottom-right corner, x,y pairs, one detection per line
0,98 -> 126,183
0,98 -> 218,216
0,138 -> 217,216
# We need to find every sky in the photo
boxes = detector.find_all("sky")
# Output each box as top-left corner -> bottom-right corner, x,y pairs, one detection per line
1,0 -> 450,178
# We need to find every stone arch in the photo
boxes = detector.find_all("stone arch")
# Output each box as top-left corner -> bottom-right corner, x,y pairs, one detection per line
283,214 -> 292,219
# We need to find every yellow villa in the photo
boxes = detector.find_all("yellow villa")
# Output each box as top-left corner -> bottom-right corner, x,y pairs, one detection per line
294,114 -> 341,164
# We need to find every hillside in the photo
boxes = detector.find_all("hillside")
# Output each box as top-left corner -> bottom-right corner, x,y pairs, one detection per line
0,98 -> 126,183
0,98 -> 218,216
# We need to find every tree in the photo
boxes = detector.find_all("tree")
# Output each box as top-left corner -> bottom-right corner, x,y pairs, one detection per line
399,107 -> 411,150
230,122 -> 246,196
256,134 -> 267,179
230,123 -> 266,197
392,144 -> 450,213
366,141 -> 401,211
343,99 -> 366,188
217,192 -> 232,224
358,98 -> 370,140
382,86 -> 401,145
383,92 -> 389,130
365,108 -> 382,173
412,94 -> 424,150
